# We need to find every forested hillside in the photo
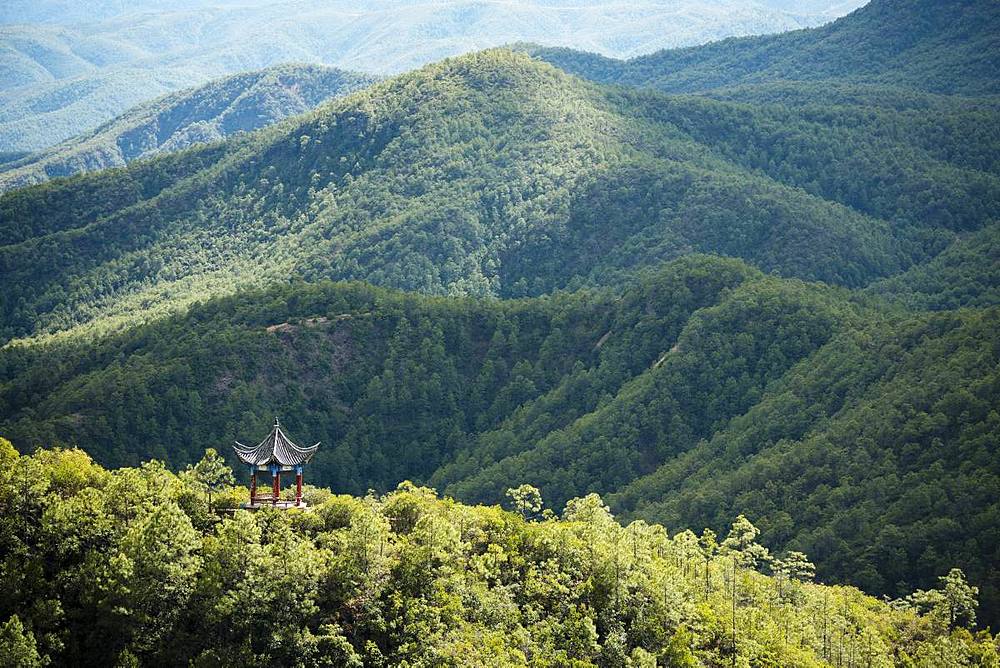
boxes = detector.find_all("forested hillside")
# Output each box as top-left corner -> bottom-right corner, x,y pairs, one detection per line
866,223 -> 1000,310
1,440 -> 995,666
530,0 -> 1000,95
3,0 -> 1000,653
0,64 -> 373,192
2,253 -> 999,625
2,48 -> 998,344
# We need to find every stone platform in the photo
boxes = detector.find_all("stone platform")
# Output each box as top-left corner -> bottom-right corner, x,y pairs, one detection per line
240,500 -> 310,511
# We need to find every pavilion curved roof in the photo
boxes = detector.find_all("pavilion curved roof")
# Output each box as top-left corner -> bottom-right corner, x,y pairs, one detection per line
234,419 -> 319,467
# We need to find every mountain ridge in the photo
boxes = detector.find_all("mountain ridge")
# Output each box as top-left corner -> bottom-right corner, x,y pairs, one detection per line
530,0 -> 1000,96
0,63 -> 374,192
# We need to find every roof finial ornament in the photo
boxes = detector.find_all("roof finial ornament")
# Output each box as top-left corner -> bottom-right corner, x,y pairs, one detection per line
275,416 -> 280,427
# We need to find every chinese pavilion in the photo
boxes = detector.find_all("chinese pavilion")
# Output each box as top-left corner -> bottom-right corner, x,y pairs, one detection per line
233,419 -> 319,509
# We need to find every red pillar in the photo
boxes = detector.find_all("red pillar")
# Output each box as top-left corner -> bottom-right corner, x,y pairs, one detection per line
272,471 -> 280,505
249,471 -> 256,505
295,473 -> 303,506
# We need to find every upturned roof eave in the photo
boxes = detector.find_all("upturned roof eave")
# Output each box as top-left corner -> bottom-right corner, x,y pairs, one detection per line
233,422 -> 319,467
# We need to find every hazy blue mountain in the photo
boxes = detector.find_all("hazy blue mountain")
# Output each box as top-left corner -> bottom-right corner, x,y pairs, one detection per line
0,0 -> 865,151
0,0 -> 867,28
0,64 -> 372,192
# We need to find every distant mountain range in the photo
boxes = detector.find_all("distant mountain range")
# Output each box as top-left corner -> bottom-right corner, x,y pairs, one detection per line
0,64 -> 373,192
0,0 -> 864,26
0,0 -> 866,152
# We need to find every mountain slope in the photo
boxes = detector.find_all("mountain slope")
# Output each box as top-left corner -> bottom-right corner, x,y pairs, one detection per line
865,223 -> 1000,310
0,0 -> 861,152
0,64 -> 373,192
3,49 -> 999,344
439,276 -> 863,504
2,255 -> 999,624
609,306 -> 1000,622
531,0 -> 1000,96
2,0 -> 1000,630
0,256 -> 749,482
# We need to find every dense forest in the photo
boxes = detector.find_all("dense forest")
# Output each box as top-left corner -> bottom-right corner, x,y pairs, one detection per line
1,46 -> 998,344
2,252 -> 999,627
2,0 -> 1000,659
0,64 -> 374,193
1,440 -> 995,666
